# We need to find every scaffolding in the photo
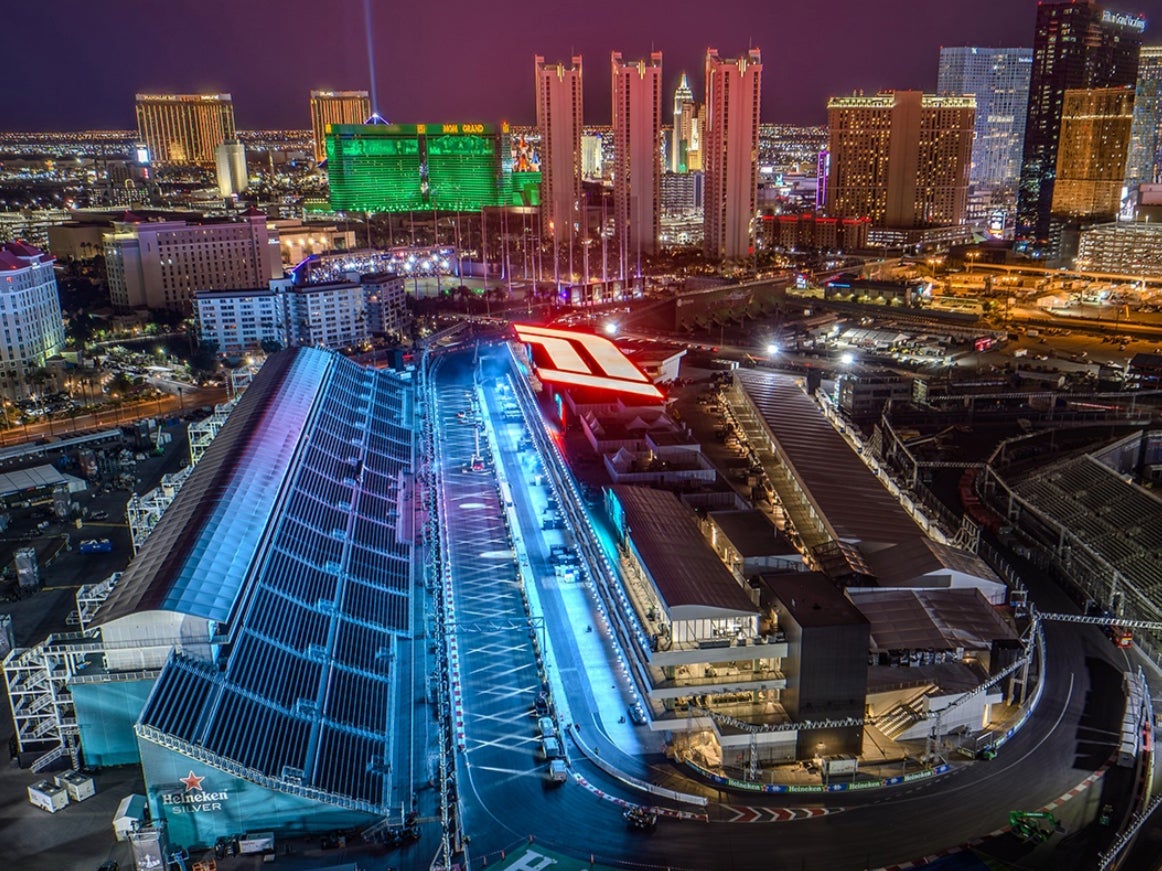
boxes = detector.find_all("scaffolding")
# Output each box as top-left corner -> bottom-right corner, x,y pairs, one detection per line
74,573 -> 122,631
128,397 -> 242,553
188,402 -> 237,465
2,631 -> 102,771
127,466 -> 194,554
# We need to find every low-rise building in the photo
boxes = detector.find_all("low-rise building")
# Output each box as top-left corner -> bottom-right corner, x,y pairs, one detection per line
763,213 -> 870,253
194,288 -> 287,354
360,271 -> 407,337
866,224 -> 974,251
282,279 -> 368,350
759,572 -> 870,758
202,271 -> 411,355
270,219 -> 358,269
836,373 -> 914,421
196,271 -> 406,355
1077,221 -> 1162,276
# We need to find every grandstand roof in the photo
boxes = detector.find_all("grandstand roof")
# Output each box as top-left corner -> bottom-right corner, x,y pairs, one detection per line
97,350 -> 326,626
127,347 -> 414,812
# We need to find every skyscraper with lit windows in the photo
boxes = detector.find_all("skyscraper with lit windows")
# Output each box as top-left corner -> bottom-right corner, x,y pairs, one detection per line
937,47 -> 1032,190
135,94 -> 235,167
612,51 -> 663,263
1016,0 -> 1144,241
825,91 -> 975,229
671,72 -> 701,173
703,48 -> 762,261
1125,45 -> 1162,189
1052,86 -> 1135,220
0,241 -> 66,401
534,55 -> 583,257
310,90 -> 371,165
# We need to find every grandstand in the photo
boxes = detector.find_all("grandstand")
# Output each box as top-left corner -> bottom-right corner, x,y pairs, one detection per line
1011,449 -> 1162,628
4,347 -> 417,845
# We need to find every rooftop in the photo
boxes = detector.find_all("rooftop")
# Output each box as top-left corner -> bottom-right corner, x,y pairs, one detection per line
847,587 -> 1017,652
760,572 -> 869,629
860,537 -> 1002,589
708,509 -> 797,558
611,485 -> 757,617
0,240 -> 52,270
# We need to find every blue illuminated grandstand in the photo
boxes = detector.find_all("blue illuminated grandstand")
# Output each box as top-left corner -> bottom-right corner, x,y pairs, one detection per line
86,347 -> 416,844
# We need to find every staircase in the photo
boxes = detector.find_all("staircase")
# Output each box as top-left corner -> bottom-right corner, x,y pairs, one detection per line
874,685 -> 935,740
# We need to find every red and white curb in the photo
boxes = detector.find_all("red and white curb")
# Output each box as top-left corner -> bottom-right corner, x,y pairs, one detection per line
872,759 -> 1112,871
572,774 -> 709,822
572,775 -> 846,824
723,805 -> 842,823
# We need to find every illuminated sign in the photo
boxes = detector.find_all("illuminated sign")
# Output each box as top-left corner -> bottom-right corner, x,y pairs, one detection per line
1102,10 -> 1146,31
161,770 -> 230,814
513,324 -> 664,400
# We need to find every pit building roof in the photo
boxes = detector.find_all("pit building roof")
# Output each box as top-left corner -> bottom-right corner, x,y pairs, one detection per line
610,484 -> 757,617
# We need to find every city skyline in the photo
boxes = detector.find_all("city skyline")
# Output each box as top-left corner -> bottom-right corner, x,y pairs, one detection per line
10,0 -> 1162,132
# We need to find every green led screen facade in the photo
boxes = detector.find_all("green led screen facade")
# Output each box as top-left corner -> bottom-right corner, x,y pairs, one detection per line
326,123 -> 541,213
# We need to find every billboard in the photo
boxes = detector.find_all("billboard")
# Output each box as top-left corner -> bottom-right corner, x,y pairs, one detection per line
511,133 -> 540,172
326,123 -> 540,212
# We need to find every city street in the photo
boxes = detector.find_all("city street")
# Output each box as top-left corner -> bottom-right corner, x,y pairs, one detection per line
0,384 -> 227,449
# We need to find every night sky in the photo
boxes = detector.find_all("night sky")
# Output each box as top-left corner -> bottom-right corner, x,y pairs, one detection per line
10,0 -> 1162,131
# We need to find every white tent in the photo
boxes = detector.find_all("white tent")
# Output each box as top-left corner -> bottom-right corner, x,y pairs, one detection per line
113,793 -> 147,841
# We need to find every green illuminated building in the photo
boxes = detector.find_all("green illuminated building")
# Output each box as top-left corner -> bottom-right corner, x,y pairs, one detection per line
326,122 -> 541,213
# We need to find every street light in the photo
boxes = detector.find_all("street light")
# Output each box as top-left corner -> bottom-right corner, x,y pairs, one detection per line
766,343 -> 779,356
840,352 -> 854,366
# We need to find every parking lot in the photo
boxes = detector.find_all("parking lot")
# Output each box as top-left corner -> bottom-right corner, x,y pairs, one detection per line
0,421 -> 193,871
